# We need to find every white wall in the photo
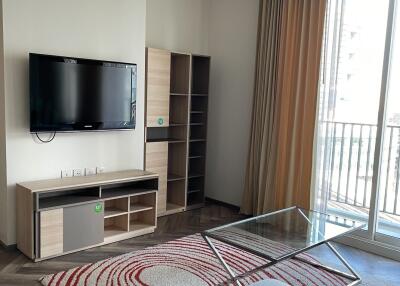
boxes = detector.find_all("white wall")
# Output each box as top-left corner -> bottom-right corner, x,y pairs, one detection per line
1,0 -> 146,245
146,0 -> 210,54
206,0 -> 259,206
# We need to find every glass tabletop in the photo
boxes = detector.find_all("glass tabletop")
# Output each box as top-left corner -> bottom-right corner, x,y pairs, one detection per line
203,207 -> 366,260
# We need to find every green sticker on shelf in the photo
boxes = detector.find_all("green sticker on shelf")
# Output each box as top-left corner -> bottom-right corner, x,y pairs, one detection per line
158,117 -> 164,125
95,203 -> 103,213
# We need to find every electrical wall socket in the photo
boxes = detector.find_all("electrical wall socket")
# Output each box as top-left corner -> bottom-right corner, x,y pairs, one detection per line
85,167 -> 96,176
73,169 -> 83,177
61,169 -> 73,178
96,166 -> 105,174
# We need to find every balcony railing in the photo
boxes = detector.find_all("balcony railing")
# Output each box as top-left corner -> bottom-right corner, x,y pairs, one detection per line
319,121 -> 400,217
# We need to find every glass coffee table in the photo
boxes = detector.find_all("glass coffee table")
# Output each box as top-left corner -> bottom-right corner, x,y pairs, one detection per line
202,206 -> 366,286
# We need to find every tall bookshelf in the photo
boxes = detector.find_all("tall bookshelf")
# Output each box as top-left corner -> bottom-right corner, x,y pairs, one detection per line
144,48 -> 210,216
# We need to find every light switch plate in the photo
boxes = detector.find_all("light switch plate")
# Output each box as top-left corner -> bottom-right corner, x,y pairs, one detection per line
61,170 -> 73,178
85,167 -> 96,176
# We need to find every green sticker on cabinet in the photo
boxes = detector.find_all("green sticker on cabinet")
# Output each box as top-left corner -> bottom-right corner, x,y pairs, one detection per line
95,203 -> 102,213
157,117 -> 164,125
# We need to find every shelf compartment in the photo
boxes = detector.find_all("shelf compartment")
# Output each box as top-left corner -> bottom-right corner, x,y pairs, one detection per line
168,173 -> 185,182
189,141 -> 206,158
189,155 -> 204,159
170,94 -> 189,127
129,209 -> 156,232
130,204 -> 153,213
146,126 -> 187,143
147,138 -> 186,143
104,214 -> 129,238
190,123 -> 207,140
167,180 -> 186,209
130,223 -> 155,232
104,197 -> 129,218
191,56 -> 210,95
170,53 -> 191,94
187,189 -> 202,195
187,190 -> 205,206
168,143 -> 187,180
166,202 -> 185,213
188,173 -> 204,179
188,177 -> 204,194
130,192 -> 156,213
191,94 -> 208,97
101,179 -> 158,199
169,122 -> 187,127
190,96 -> 208,114
190,112 -> 205,124
189,156 -> 205,176
37,187 -> 100,210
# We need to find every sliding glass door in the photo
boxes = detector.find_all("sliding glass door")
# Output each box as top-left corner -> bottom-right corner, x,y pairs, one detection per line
377,2 -> 400,242
314,0 -> 400,251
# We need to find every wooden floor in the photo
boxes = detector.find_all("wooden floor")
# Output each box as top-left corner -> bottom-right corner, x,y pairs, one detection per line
0,202 -> 399,285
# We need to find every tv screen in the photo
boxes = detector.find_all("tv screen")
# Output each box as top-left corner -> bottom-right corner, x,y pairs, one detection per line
29,53 -> 137,132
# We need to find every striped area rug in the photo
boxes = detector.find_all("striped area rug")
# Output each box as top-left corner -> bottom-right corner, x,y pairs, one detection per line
40,234 -> 351,286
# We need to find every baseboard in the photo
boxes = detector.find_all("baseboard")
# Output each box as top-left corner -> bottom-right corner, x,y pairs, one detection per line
205,197 -> 241,212
0,240 -> 17,251
335,234 -> 400,262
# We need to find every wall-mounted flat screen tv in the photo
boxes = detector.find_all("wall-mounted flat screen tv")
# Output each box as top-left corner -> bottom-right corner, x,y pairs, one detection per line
29,53 -> 137,132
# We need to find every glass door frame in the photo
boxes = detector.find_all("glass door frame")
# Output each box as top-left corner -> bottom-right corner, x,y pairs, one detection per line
342,0 -> 400,251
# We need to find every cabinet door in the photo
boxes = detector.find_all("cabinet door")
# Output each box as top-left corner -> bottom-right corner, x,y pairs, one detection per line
40,209 -> 63,258
146,48 -> 171,127
63,202 -> 104,252
145,142 -> 168,215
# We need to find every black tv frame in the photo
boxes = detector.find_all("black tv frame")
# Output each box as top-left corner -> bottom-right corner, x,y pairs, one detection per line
29,53 -> 137,133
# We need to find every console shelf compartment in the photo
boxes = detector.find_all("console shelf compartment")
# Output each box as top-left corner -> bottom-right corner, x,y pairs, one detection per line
104,197 -> 129,218
130,192 -> 156,213
101,179 -> 158,199
129,209 -> 156,232
104,214 -> 129,239
37,187 -> 100,211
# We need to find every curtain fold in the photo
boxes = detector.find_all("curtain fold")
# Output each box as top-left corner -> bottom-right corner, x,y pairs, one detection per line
241,0 -> 326,215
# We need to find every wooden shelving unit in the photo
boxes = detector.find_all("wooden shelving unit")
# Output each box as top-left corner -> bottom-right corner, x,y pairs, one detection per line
145,48 -> 210,216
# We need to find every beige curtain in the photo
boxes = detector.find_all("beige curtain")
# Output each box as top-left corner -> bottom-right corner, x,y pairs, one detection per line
241,0 -> 326,215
